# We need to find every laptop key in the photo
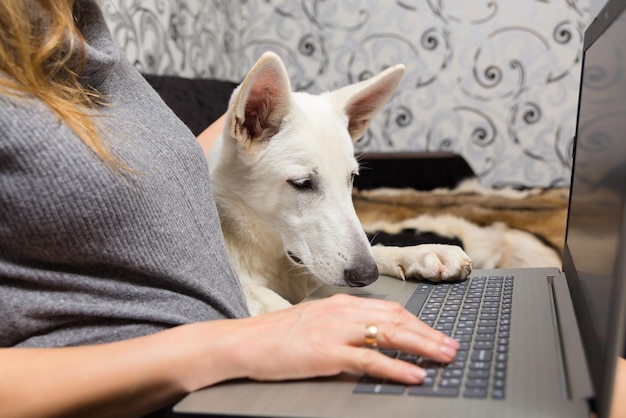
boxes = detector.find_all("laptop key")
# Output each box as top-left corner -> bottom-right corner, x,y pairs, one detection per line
440,378 -> 462,388
475,334 -> 495,342
442,369 -> 463,378
476,326 -> 496,333
464,388 -> 488,398
471,350 -> 493,362
459,341 -> 471,350
495,362 -> 507,371
465,378 -> 489,388
467,369 -> 490,379
492,389 -> 506,399
493,379 -> 506,389
397,352 -> 419,363
474,341 -> 494,349
469,361 -> 490,370
408,386 -> 459,397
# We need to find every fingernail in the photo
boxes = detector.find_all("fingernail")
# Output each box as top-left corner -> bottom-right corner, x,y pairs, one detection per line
441,344 -> 457,358
412,367 -> 428,381
443,336 -> 460,349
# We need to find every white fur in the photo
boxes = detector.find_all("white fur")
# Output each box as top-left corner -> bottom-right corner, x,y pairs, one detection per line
209,52 -> 472,315
365,214 -> 562,269
361,178 -> 542,200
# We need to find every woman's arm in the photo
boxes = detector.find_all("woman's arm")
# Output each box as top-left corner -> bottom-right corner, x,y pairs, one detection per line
0,294 -> 458,418
0,320 -> 240,418
196,113 -> 226,156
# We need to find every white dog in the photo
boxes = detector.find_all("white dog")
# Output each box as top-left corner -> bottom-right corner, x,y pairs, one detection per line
209,52 -> 472,315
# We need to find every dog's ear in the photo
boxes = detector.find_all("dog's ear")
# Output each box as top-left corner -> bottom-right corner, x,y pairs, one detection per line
329,65 -> 405,142
228,52 -> 292,146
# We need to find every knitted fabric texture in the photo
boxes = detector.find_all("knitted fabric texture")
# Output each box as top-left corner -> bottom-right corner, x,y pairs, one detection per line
0,1 -> 249,347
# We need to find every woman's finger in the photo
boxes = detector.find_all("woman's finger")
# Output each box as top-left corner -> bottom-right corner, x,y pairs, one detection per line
333,345 -> 428,384
319,294 -> 459,362
369,319 -> 459,362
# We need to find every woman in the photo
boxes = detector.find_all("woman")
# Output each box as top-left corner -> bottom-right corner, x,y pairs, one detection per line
0,1 -> 459,417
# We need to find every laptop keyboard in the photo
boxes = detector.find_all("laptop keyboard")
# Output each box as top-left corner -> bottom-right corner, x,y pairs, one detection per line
354,275 -> 513,399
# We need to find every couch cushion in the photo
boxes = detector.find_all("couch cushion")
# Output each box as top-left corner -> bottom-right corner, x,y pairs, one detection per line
142,74 -> 238,136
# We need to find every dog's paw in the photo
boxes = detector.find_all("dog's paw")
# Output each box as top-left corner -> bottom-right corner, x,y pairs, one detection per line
372,244 -> 472,282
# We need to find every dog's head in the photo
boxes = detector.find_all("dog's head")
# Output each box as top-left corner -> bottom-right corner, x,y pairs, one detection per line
213,52 -> 405,288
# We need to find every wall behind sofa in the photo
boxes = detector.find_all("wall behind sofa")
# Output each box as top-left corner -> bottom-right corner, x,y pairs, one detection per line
103,0 -> 593,188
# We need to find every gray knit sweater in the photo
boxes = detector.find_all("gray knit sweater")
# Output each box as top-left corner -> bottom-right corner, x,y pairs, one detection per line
0,2 -> 249,347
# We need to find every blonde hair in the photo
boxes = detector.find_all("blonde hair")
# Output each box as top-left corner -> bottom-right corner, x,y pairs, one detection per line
0,0 -> 117,166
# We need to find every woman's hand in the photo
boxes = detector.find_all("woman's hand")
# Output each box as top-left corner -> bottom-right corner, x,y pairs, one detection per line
226,294 -> 459,384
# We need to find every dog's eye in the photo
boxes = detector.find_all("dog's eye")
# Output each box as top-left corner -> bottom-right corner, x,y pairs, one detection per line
288,178 -> 313,190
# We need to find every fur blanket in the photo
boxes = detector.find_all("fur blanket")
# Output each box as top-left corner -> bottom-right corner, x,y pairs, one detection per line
354,179 -> 568,269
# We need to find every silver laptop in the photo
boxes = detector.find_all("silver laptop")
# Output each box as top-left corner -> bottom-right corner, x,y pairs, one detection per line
174,1 -> 626,416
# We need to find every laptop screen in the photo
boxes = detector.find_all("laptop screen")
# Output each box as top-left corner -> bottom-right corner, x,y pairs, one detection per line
564,0 -> 626,413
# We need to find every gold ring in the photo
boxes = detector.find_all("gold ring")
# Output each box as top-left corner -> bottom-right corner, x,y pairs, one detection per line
364,324 -> 378,348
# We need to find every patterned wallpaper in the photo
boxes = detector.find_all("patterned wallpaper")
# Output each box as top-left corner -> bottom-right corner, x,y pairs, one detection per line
102,0 -> 596,188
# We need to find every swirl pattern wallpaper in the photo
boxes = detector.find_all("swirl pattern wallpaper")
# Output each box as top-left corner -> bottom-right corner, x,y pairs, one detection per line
103,0 -> 597,188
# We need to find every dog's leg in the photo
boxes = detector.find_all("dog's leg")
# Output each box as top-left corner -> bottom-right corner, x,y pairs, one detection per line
243,284 -> 294,315
372,244 -> 472,282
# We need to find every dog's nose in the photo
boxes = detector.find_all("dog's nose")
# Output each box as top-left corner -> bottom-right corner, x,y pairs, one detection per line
344,263 -> 379,287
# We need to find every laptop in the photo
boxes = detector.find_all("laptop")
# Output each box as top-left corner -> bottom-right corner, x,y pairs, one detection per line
174,1 -> 626,416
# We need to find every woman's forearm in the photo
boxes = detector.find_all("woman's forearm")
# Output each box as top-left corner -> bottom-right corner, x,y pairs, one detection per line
0,320 -> 243,418
197,113 -> 226,156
